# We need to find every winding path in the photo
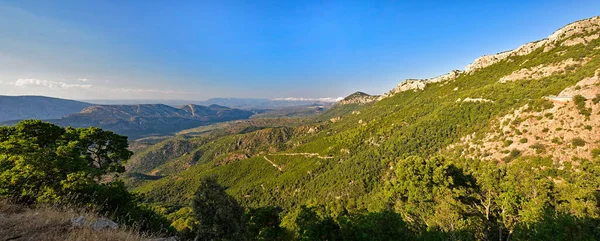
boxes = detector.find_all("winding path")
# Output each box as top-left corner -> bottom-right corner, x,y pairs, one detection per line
269,153 -> 333,159
263,156 -> 283,172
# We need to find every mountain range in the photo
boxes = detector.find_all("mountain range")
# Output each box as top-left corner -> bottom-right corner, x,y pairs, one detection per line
0,95 -> 92,122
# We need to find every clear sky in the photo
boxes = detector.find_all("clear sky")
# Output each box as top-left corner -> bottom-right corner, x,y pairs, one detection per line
0,0 -> 598,100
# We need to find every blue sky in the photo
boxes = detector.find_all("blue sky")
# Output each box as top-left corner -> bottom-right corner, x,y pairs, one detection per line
0,0 -> 598,100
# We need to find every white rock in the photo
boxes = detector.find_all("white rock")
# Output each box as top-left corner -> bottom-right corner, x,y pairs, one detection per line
465,16 -> 600,73
90,217 -> 119,230
71,216 -> 85,227
145,237 -> 178,241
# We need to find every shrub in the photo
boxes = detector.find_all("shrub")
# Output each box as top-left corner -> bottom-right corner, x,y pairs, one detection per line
551,137 -> 563,144
519,138 -> 529,144
530,143 -> 546,154
571,138 -> 586,147
593,94 -> 600,104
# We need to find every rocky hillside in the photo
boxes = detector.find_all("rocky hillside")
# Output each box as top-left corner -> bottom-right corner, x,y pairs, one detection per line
48,104 -> 253,139
124,16 -> 600,237
0,95 -> 91,122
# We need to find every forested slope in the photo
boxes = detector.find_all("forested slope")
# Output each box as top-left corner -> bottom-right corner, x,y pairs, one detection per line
129,16 -> 600,239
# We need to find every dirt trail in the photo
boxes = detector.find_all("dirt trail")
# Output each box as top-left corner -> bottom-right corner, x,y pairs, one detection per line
270,153 -> 333,159
263,156 -> 283,172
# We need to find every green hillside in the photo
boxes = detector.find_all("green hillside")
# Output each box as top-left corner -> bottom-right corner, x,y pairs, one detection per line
123,17 -> 600,239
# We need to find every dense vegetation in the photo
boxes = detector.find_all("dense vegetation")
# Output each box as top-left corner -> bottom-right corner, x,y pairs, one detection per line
0,120 -> 174,234
126,25 -> 600,240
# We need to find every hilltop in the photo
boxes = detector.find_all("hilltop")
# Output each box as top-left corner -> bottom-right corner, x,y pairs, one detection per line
0,95 -> 91,122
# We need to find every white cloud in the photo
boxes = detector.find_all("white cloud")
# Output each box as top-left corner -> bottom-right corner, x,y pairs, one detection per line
273,97 -> 344,102
14,78 -> 93,89
77,78 -> 90,82
7,77 -> 193,98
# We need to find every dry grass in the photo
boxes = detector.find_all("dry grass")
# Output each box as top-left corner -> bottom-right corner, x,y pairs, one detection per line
0,200 -> 151,241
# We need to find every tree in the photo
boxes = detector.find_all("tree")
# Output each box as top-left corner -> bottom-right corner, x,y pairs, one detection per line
337,210 -> 414,241
389,156 -> 477,234
294,205 -> 342,241
192,176 -> 247,241
246,206 -> 287,241
0,120 -> 173,234
0,120 -> 132,204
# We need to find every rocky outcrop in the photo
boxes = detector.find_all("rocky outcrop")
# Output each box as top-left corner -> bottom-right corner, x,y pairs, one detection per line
465,16 -> 600,73
337,92 -> 379,105
499,58 -> 589,83
383,70 -> 463,97
456,97 -> 494,103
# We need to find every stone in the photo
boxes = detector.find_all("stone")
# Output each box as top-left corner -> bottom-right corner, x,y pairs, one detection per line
90,217 -> 119,230
71,216 -> 85,228
145,237 -> 178,241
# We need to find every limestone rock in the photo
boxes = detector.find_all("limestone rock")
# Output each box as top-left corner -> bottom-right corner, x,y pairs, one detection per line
71,216 -> 85,228
90,217 -> 119,230
383,70 -> 463,97
465,16 -> 600,73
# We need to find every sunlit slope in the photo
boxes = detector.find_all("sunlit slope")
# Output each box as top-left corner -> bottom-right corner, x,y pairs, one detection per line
135,17 -> 600,211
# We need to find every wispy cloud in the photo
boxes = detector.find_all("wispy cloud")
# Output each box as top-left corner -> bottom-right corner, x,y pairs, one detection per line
273,97 -> 344,102
14,78 -> 93,89
7,77 -> 192,96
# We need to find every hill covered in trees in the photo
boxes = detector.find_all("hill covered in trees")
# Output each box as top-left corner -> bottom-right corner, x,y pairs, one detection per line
124,16 -> 600,240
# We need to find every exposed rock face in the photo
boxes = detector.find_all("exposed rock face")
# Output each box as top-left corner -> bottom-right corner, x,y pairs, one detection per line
557,69 -> 600,97
499,58 -> 589,83
379,16 -> 600,100
456,97 -> 494,103
383,70 -> 463,97
465,16 -> 600,73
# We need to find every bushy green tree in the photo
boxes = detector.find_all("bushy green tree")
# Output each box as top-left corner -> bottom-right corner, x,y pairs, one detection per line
0,120 -> 174,234
294,205 -> 342,241
389,156 -> 477,234
0,120 -> 132,203
246,206 -> 287,241
337,210 -> 414,241
192,176 -> 247,241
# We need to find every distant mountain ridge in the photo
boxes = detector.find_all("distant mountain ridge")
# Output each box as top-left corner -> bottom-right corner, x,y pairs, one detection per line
0,95 -> 92,122
48,104 -> 254,139
84,97 -> 338,110
1,101 -> 254,139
